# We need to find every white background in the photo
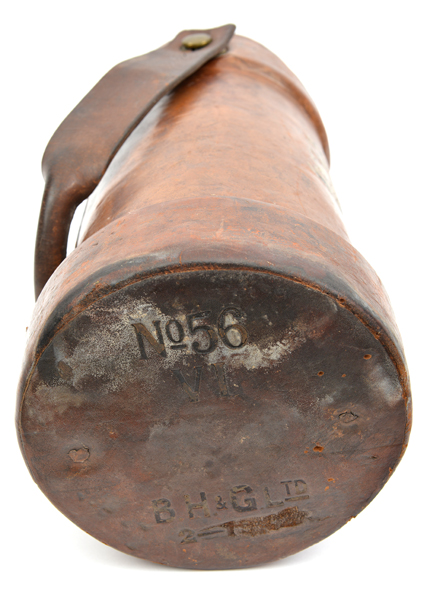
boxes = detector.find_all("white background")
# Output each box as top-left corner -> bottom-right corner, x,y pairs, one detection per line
2,1 -> 425,598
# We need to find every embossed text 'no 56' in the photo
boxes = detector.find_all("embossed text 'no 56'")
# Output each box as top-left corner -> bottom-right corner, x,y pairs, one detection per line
132,307 -> 248,359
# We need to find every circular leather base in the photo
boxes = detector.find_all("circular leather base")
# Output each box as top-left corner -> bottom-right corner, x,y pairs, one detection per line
20,269 -> 406,568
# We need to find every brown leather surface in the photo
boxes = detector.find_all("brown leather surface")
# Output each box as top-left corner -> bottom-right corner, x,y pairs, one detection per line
19,31 -> 411,570
78,36 -> 338,247
35,24 -> 235,298
18,200 -> 411,567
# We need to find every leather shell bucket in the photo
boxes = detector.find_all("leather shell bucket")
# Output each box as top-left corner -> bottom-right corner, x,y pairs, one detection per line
17,25 -> 411,569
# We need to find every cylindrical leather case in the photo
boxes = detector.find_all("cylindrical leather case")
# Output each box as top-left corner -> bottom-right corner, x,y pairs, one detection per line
17,27 -> 411,569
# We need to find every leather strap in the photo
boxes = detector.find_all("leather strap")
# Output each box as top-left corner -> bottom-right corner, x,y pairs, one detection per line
35,24 -> 235,298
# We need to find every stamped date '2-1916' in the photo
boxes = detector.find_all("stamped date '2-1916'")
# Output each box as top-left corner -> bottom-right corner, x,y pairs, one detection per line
150,479 -> 310,543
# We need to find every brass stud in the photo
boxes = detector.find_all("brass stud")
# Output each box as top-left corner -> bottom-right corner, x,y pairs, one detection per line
181,32 -> 212,50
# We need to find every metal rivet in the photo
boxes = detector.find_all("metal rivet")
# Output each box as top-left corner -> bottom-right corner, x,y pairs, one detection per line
181,33 -> 212,50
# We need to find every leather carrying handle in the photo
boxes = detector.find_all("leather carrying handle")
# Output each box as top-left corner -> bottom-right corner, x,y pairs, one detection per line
34,24 -> 236,298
